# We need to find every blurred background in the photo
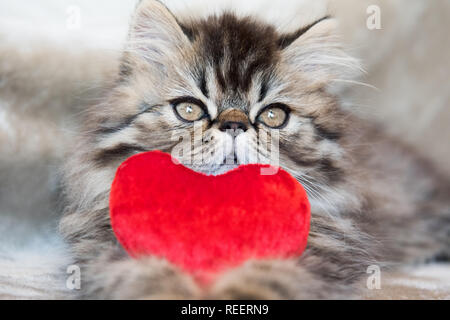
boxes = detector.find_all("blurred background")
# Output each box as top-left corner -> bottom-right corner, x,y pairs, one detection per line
0,0 -> 449,299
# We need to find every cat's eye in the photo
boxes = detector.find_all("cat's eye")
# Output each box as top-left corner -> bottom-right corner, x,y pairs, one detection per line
172,98 -> 207,122
257,104 -> 289,129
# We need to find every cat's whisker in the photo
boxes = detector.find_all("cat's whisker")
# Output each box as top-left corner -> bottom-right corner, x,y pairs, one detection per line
331,79 -> 380,91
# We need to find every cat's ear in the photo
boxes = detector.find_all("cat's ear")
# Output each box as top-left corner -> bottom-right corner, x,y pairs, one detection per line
279,17 -> 361,85
125,0 -> 191,74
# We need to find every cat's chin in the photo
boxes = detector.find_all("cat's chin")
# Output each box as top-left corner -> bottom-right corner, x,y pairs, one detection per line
188,164 -> 240,176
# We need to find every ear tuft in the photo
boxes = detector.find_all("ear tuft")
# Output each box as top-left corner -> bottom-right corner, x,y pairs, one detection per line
278,16 -> 331,49
280,18 -> 362,85
125,0 -> 190,73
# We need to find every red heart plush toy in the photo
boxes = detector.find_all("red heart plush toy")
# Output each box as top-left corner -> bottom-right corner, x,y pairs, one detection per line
110,151 -> 310,283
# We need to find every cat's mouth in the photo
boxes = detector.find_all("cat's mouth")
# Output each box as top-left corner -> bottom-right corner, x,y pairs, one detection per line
172,134 -> 263,175
183,155 -> 241,176
172,147 -> 243,176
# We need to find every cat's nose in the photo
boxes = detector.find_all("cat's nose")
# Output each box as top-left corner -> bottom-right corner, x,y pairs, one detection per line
219,121 -> 248,132
217,109 -> 249,134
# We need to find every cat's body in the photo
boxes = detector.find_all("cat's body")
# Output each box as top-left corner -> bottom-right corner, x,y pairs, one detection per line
54,1 -> 450,299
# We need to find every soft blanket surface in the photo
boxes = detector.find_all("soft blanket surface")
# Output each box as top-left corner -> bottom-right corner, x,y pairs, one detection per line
365,265 -> 450,300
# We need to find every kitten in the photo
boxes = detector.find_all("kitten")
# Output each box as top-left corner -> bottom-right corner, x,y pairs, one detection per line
59,0 -> 450,299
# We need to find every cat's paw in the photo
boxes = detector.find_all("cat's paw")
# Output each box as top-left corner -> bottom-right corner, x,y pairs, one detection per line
204,259 -> 354,300
83,254 -> 201,299
206,285 -> 284,300
204,260 -> 303,300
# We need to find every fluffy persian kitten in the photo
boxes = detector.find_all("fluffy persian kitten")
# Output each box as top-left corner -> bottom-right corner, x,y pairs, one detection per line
60,0 -> 450,299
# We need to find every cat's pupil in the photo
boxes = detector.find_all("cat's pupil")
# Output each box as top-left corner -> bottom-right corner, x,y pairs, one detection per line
186,105 -> 193,114
268,110 -> 275,119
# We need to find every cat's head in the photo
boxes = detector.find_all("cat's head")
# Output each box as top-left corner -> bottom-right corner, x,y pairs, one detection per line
85,0 -> 359,207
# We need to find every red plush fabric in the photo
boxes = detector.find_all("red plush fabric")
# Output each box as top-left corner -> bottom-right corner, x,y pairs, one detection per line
110,151 -> 310,282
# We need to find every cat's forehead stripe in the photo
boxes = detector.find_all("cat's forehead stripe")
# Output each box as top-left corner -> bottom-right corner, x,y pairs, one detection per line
187,13 -> 280,95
